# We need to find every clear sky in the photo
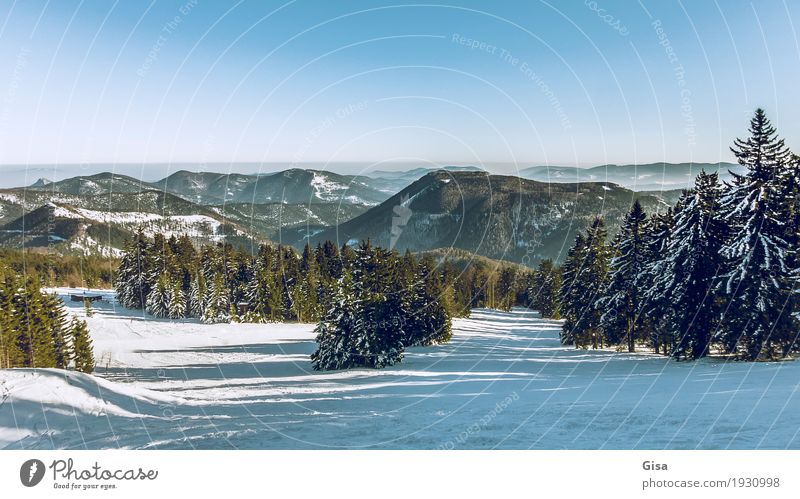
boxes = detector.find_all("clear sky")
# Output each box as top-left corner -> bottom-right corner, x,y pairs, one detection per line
0,0 -> 798,176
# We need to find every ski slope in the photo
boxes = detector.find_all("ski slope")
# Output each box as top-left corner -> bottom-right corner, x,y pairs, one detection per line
1,288 -> 799,449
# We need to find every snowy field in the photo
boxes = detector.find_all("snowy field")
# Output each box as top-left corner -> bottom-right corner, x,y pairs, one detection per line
1,288 -> 800,449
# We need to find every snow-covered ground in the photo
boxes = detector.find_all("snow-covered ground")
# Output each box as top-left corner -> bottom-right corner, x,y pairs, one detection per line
1,288 -> 800,449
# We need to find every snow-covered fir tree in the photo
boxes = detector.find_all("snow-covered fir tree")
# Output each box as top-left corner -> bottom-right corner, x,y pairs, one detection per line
657,171 -> 726,359
403,256 -> 452,347
639,207 -> 675,355
718,109 -> 798,359
146,273 -> 170,318
560,218 -> 610,348
349,241 -> 406,365
244,268 -> 271,322
599,200 -> 648,352
115,230 -> 150,309
529,259 -> 561,319
168,278 -> 186,319
188,272 -> 206,318
311,271 -> 361,370
559,232 -> 587,345
202,274 -> 230,324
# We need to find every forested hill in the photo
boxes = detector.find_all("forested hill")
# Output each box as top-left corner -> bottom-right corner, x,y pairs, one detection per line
284,171 -> 668,265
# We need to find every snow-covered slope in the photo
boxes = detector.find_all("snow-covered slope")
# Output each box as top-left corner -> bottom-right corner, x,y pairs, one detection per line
2,290 -> 799,450
153,169 -> 391,206
0,201 -> 245,255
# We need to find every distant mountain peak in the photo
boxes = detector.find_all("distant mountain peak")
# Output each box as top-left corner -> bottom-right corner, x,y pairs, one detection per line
29,177 -> 52,187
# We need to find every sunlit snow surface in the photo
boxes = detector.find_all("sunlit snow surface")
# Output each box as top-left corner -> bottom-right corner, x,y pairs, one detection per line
1,288 -> 799,449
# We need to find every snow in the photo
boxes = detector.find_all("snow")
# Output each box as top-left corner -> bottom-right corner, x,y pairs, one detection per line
2,291 -> 800,449
0,192 -> 22,204
49,204 -> 234,241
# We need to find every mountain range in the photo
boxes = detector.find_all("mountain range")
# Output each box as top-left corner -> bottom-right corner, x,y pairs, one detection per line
518,162 -> 742,191
0,163 -> 729,264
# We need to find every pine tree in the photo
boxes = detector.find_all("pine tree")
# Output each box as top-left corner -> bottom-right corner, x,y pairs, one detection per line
188,272 -> 207,318
43,292 -> 70,368
559,232 -> 586,345
657,172 -> 726,359
718,109 -> 798,359
26,282 -> 56,368
639,207 -> 675,355
0,270 -> 75,370
402,256 -> 452,347
202,274 -> 230,324
357,294 -> 405,368
496,267 -> 517,312
146,273 -> 170,318
245,267 -> 270,322
115,230 -> 150,309
70,316 -> 95,373
168,278 -> 186,319
311,271 -> 361,370
84,298 -> 94,317
561,218 -> 610,348
530,259 -> 561,319
599,200 -> 648,352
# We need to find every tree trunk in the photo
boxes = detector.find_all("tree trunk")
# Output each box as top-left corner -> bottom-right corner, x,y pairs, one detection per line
627,319 -> 635,353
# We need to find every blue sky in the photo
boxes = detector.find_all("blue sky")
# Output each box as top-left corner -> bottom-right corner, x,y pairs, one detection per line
0,0 -> 798,176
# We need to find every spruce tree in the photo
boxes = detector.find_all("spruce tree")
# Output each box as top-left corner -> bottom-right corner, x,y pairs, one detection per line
559,232 -> 587,345
115,230 -> 150,309
43,292 -> 70,368
658,172 -> 726,359
311,271 -> 360,370
562,218 -> 610,348
84,298 -> 94,317
70,316 -> 95,373
639,208 -> 675,355
718,109 -> 798,359
245,267 -> 271,322
530,259 -> 561,319
146,273 -> 170,318
202,274 -> 230,324
403,257 -> 452,347
357,295 -> 405,368
168,278 -> 186,319
188,272 -> 207,318
599,200 -> 648,352
496,267 -> 517,312
26,282 -> 56,368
